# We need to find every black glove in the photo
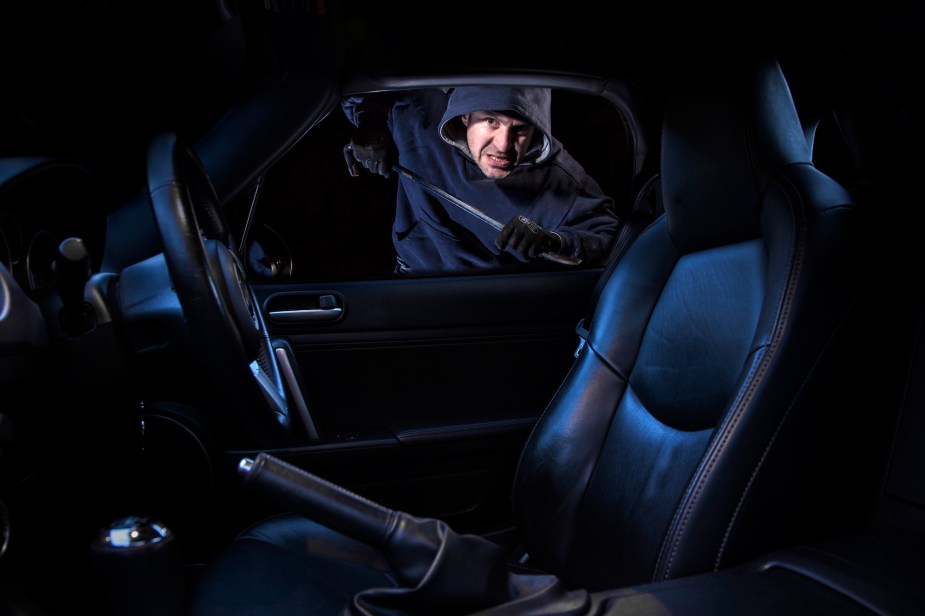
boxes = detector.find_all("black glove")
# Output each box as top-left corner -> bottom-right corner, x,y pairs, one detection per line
343,121 -> 394,178
495,215 -> 562,259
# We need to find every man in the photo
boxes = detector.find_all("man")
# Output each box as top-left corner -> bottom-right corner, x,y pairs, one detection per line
343,86 -> 620,274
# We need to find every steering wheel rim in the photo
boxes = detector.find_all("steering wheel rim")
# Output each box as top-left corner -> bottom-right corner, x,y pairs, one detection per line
146,131 -> 291,447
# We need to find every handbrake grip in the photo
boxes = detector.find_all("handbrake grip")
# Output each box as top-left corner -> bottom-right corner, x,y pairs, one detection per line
238,453 -> 395,548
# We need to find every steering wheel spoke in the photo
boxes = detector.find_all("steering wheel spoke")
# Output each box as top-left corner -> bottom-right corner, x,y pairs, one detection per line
146,131 -> 291,447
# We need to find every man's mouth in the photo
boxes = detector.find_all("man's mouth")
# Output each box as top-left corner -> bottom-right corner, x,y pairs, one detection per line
485,153 -> 513,169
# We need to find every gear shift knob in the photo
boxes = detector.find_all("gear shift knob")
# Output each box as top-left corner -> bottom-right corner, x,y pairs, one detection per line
90,516 -> 185,616
54,237 -> 93,333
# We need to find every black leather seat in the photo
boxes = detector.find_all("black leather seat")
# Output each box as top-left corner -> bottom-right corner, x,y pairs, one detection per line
189,56 -> 862,615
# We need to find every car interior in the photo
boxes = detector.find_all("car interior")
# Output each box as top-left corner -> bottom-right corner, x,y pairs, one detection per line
1,2 -> 923,615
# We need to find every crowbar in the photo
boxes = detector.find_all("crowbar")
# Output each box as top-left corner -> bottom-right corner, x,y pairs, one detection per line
391,164 -> 582,266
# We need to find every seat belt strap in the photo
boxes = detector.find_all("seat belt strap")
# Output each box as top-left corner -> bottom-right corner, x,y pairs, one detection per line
575,174 -> 662,358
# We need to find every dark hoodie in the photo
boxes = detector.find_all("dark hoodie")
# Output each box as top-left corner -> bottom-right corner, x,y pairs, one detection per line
343,86 -> 620,274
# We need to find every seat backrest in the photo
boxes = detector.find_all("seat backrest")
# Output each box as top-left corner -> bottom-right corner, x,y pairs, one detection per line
511,55 -> 863,591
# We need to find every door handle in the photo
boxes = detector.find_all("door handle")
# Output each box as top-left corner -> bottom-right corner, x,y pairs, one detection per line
266,293 -> 344,324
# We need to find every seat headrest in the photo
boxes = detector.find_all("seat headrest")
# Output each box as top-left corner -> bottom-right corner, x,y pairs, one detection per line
661,56 -> 812,253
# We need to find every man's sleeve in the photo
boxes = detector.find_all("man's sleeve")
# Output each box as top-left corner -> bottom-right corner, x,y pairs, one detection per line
341,95 -> 364,126
554,183 -> 622,266
342,93 -> 395,128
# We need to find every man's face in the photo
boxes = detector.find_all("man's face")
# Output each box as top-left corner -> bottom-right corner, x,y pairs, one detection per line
461,111 -> 536,179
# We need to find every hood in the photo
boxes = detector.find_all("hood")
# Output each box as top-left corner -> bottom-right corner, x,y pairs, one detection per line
439,86 -> 553,165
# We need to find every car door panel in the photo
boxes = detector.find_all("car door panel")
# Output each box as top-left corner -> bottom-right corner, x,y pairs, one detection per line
257,269 -> 596,437
251,269 -> 598,527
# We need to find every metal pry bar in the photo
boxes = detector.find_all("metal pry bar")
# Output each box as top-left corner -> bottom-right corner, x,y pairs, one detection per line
392,164 -> 581,266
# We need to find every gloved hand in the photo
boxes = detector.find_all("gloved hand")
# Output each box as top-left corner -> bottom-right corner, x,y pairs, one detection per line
495,215 -> 562,259
343,121 -> 394,178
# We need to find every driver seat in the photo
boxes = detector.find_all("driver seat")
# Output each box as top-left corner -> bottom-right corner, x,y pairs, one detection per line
189,55 -> 863,614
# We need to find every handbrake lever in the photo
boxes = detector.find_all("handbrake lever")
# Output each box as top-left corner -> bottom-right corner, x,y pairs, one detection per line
236,452 -> 560,609
239,453 -> 394,547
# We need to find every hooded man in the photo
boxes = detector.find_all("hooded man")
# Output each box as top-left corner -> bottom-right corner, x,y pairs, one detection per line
343,86 -> 620,275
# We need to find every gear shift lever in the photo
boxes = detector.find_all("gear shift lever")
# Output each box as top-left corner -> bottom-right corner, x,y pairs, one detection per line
90,515 -> 185,616
54,237 -> 93,333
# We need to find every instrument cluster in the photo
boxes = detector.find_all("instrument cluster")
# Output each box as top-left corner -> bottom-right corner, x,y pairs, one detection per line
0,159 -> 105,299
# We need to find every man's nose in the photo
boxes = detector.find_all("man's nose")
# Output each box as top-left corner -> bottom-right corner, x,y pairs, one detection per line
494,127 -> 514,150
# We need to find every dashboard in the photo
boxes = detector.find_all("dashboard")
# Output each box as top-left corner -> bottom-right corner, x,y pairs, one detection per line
0,158 -> 106,302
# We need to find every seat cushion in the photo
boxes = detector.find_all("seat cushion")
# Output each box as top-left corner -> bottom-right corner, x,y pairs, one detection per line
190,514 -> 397,616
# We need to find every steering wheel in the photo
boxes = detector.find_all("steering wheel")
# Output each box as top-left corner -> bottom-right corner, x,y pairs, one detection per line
146,131 -> 291,447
